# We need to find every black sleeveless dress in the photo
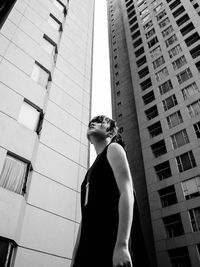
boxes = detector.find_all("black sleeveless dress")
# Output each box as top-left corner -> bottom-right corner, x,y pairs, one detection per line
73,144 -> 120,267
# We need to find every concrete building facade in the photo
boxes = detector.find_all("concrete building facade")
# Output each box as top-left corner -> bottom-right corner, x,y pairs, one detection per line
107,0 -> 200,266
0,0 -> 94,266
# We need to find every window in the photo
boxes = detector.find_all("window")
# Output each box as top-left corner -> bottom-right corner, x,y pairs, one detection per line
171,129 -> 189,149
163,94 -> 178,111
148,36 -> 158,48
128,10 -> 136,19
151,139 -> 167,157
0,152 -> 31,195
53,0 -> 66,14
176,13 -> 190,27
162,25 -> 174,38
136,56 -> 147,67
154,160 -> 171,180
0,0 -> 16,29
131,30 -> 140,40
0,237 -> 16,266
116,91 -> 121,97
196,60 -> 200,71
138,66 -> 149,78
180,22 -> 195,36
135,46 -> 144,57
133,38 -> 142,48
172,55 -> 187,70
127,5 -> 134,14
190,44 -> 200,59
18,100 -> 43,134
143,20 -> 153,30
193,121 -> 200,138
48,13 -> 62,31
42,34 -> 57,57
163,213 -> 184,238
187,100 -> 200,117
141,13 -> 150,24
152,56 -> 165,69
145,28 -> 155,39
130,23 -> 139,33
150,45 -> 162,59
156,9 -> 167,21
148,121 -> 162,137
182,82 -> 199,100
165,34 -> 177,47
139,7 -> 149,17
129,16 -> 137,26
159,185 -> 177,207
159,80 -> 173,95
172,5 -> 185,18
143,90 -> 155,105
154,3 -> 163,13
155,67 -> 169,82
189,207 -> 200,232
31,62 -> 51,88
166,110 -> 183,129
185,32 -> 200,47
140,77 -> 152,90
177,68 -> 193,84
159,17 -> 170,28
176,151 -> 196,173
169,0 -> 181,10
145,105 -> 158,120
182,176 -> 200,200
168,247 -> 191,267
168,44 -> 182,58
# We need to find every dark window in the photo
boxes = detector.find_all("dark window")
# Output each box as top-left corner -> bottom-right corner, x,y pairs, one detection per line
126,0 -> 134,8
143,20 -> 153,30
163,213 -> 184,238
130,23 -> 139,33
185,32 -> 200,47
136,56 -> 147,67
172,5 -> 185,18
154,160 -> 171,180
176,13 -> 190,27
168,247 -> 191,267
190,44 -> 200,59
169,0 -> 181,10
151,139 -> 167,157
166,110 -> 183,128
156,10 -> 167,21
0,0 -> 17,29
148,36 -> 159,48
129,16 -> 137,26
127,4 -> 135,13
133,38 -> 142,48
135,46 -> 144,57
193,121 -> 200,138
138,66 -> 149,78
159,80 -> 173,95
148,121 -> 162,138
176,151 -> 196,173
131,30 -> 140,40
0,237 -> 16,266
145,105 -> 158,120
143,90 -> 155,105
128,10 -> 136,19
159,185 -> 177,207
140,77 -> 152,90
180,22 -> 195,36
195,61 -> 200,72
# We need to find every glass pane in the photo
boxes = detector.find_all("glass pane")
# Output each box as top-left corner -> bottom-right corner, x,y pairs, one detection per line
18,102 -> 40,131
31,64 -> 49,87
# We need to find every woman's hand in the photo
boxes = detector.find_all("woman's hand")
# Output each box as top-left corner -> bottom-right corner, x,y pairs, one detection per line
113,244 -> 132,267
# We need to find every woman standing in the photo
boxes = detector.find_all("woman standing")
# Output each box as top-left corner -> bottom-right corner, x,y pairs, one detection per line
71,115 -> 134,267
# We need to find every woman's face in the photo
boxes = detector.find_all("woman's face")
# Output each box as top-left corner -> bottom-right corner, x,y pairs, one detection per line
87,116 -> 110,141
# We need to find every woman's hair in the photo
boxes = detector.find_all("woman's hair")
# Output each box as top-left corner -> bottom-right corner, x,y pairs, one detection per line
88,115 -> 126,149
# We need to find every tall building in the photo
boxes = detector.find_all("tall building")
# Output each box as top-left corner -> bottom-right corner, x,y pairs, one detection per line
0,0 -> 94,266
107,0 -> 200,266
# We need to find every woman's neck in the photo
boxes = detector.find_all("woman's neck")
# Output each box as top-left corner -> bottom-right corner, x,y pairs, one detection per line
93,138 -> 111,155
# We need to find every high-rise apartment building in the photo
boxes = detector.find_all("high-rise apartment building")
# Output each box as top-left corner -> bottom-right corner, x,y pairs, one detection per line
0,0 -> 94,266
107,0 -> 200,266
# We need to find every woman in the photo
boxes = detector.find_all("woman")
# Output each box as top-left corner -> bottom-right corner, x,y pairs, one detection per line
71,115 -> 134,267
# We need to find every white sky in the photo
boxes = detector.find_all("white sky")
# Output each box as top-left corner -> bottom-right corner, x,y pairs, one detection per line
90,0 -> 112,164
